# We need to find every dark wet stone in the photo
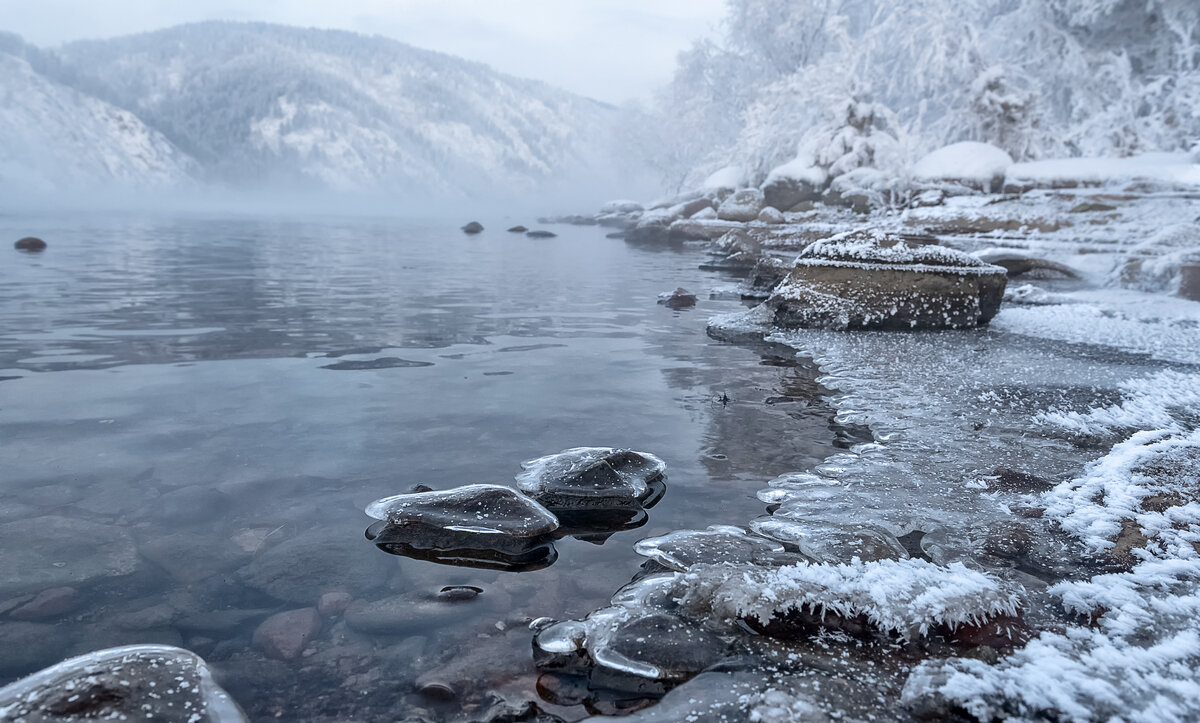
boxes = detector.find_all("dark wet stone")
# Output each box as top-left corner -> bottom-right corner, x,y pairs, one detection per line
944,614 -> 1033,648
437,585 -> 483,602
507,226 -> 528,233
976,250 -> 1081,279
252,608 -> 321,660
462,222 -> 484,234
633,526 -> 790,572
603,614 -> 727,681
8,586 -> 80,621
751,516 -> 908,563
14,237 -> 47,252
988,467 -> 1056,493
344,593 -> 472,635
515,448 -> 666,512
177,608 -> 274,634
657,288 -> 697,310
0,644 -> 247,721
111,603 -> 177,631
237,529 -> 388,604
0,516 -> 139,598
526,230 -> 557,238
321,357 -> 434,370
368,521 -> 560,572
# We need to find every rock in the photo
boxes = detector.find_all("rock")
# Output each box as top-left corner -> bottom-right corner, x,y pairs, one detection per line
153,485 -> 232,524
1111,224 -> 1200,300
912,142 -> 1013,193
515,447 -> 666,512
0,516 -> 139,598
8,586 -> 79,621
750,517 -> 908,563
14,237 -> 47,252
526,230 -> 557,238
677,197 -> 713,219
625,217 -> 672,245
691,206 -> 718,220
945,614 -> 1033,648
602,614 -> 727,682
821,188 -> 872,214
0,622 -> 78,678
139,531 -> 252,584
177,608 -> 274,634
716,188 -> 765,222
343,593 -> 468,635
668,218 -> 745,242
1069,201 -> 1117,213
657,288 -> 697,310
538,214 -> 597,226
462,221 -> 484,234
366,484 -> 559,538
111,603 -> 178,630
741,256 -> 792,298
757,206 -> 785,224
437,585 -> 483,602
506,225 -> 528,233
762,174 -> 825,212
976,250 -> 1081,279
758,229 -> 1007,330
318,591 -> 354,616
237,529 -> 388,603
600,200 -> 644,215
0,645 -> 246,721
252,608 -> 321,661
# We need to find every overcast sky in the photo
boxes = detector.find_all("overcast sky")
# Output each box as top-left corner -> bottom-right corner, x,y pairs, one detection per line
0,0 -> 726,103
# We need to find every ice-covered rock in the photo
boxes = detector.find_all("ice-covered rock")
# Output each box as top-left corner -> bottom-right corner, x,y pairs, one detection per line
757,206 -> 785,224
976,249 -> 1082,279
600,200 -> 644,215
913,142 -> 1013,193
762,159 -> 827,212
691,206 -> 718,220
758,229 -> 1008,330
365,519 -> 559,572
633,525 -> 792,572
749,516 -> 908,563
657,288 -> 697,310
1111,224 -> 1200,301
716,188 -> 766,222
515,447 -> 666,512
0,645 -> 247,722
366,484 -> 559,537
701,165 -> 745,194
739,256 -> 792,299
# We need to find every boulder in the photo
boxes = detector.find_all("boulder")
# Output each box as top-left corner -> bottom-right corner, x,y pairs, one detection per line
515,447 -> 666,512
757,206 -> 785,224
14,237 -> 47,252
599,200 -> 644,215
741,256 -> 792,299
912,142 -> 1013,193
761,164 -> 827,211
716,188 -> 765,222
976,250 -> 1081,279
758,230 -> 1008,330
657,288 -> 697,310
461,221 -> 484,234
526,230 -> 557,238
0,516 -> 139,598
236,529 -> 388,603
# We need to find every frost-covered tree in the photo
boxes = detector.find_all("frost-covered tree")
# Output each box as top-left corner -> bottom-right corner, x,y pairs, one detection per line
638,0 -> 1200,189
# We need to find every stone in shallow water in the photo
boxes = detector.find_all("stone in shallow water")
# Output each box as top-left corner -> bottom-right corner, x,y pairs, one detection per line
0,516 -> 139,598
633,525 -> 791,572
750,516 -> 908,563
0,645 -> 247,722
366,484 -> 559,537
365,520 -> 559,572
760,229 -> 1007,330
515,447 -> 666,511
657,288 -> 697,310
236,528 -> 388,603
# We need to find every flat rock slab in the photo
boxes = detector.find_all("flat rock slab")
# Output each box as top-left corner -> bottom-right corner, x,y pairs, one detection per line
0,644 -> 247,721
0,516 -> 139,598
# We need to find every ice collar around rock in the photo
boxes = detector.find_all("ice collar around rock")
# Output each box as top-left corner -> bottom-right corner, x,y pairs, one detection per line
0,645 -> 246,722
365,484 -> 560,537
515,447 -> 667,507
799,229 -> 996,270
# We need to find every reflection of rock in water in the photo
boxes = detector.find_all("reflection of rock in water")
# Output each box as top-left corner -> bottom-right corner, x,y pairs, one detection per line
366,520 -> 559,572
0,644 -> 246,722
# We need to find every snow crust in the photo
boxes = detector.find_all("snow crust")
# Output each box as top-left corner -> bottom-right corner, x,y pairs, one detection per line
913,142 -> 1013,183
675,558 -> 1021,641
798,229 -> 995,270
1007,153 -> 1200,188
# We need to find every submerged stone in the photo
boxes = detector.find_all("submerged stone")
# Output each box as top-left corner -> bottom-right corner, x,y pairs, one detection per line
0,516 -> 139,598
14,237 -> 47,252
366,520 -> 559,572
759,230 -> 1007,330
0,645 -> 247,722
515,447 -> 667,511
365,484 -> 559,538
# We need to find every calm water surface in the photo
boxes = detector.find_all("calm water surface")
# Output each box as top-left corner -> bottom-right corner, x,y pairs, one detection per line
0,215 -> 841,721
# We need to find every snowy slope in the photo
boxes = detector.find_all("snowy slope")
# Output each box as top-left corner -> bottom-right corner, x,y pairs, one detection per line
0,51 -> 194,191
57,22 -> 615,195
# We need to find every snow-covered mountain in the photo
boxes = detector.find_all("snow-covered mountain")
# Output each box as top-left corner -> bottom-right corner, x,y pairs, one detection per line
0,23 -> 616,198
47,22 -> 614,195
0,38 -> 195,192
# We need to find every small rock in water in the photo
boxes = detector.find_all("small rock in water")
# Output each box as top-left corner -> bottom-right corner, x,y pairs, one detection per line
461,221 -> 484,234
750,516 -> 908,563
0,644 -> 247,721
317,591 -> 353,616
506,225 -> 528,233
437,585 -> 483,602
526,230 -> 557,238
14,237 -> 47,252
8,586 -> 79,621
252,608 -> 321,661
657,288 -> 697,310
515,447 -> 667,512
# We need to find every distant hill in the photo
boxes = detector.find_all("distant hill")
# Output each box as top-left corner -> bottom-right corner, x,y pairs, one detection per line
1,23 -> 616,197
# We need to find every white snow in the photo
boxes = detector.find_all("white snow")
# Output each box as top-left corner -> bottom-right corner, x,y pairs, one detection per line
912,142 -> 1013,184
1006,153 -> 1200,189
702,165 -> 746,191
764,157 -> 828,187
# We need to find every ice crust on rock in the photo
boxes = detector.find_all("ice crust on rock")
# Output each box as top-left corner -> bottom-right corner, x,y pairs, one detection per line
674,558 -> 1021,642
365,484 -> 559,537
515,447 -> 666,510
749,516 -> 908,564
0,644 -> 247,722
797,229 -> 993,271
633,525 -> 789,572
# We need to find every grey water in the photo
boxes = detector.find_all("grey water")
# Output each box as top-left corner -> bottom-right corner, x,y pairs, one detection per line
0,215 -> 841,721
